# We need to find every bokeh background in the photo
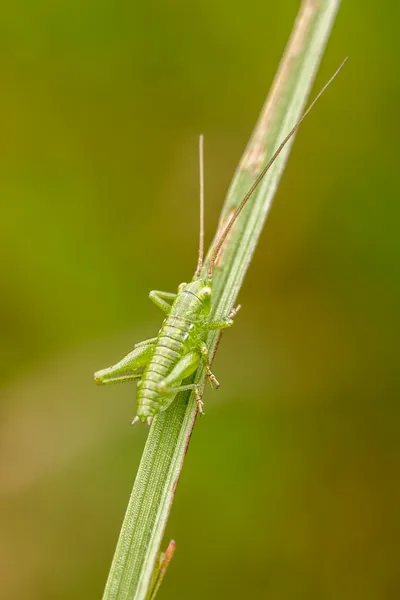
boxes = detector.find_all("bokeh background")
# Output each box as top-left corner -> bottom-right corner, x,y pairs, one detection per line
1,1 -> 399,598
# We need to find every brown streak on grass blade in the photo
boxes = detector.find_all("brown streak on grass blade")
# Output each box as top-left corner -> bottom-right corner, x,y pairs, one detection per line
242,0 -> 324,175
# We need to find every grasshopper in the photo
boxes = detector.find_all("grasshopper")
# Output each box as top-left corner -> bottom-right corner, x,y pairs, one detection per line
94,59 -> 347,425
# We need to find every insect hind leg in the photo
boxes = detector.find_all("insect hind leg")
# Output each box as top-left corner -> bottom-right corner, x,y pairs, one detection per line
94,338 -> 154,385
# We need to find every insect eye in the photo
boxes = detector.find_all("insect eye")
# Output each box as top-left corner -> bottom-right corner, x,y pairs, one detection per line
178,282 -> 187,293
201,286 -> 212,299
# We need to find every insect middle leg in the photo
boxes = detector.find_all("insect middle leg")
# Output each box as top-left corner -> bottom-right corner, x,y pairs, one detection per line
149,290 -> 177,313
156,350 -> 205,413
94,338 -> 155,385
198,342 -> 220,388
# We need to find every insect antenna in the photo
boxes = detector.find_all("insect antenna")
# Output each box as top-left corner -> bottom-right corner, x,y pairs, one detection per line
194,134 -> 205,277
208,57 -> 348,277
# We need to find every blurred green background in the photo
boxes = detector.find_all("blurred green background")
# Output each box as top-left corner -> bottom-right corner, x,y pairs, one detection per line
1,1 -> 399,598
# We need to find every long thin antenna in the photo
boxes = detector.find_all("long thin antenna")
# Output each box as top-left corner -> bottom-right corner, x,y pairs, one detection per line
208,57 -> 348,276
195,134 -> 205,276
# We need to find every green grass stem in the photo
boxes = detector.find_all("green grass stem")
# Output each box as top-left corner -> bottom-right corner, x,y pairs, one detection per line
102,1 -> 342,598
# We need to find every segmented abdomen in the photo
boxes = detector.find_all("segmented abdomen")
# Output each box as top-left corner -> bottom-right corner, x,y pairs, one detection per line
136,314 -> 194,419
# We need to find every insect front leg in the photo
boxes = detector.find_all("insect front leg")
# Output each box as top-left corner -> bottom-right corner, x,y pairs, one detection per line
156,350 -> 205,413
149,290 -> 177,313
205,304 -> 241,331
94,338 -> 155,385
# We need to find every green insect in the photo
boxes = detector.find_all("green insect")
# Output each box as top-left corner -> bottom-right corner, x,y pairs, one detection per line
94,60 -> 347,425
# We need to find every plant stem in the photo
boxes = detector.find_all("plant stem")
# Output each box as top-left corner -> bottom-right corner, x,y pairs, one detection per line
102,1 -> 342,598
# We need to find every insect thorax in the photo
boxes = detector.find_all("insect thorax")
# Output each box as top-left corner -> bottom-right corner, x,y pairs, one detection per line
172,278 -> 212,322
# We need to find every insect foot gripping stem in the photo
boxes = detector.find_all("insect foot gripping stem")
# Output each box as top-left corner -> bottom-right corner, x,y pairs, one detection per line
229,304 -> 241,319
206,367 -> 220,389
195,387 -> 205,415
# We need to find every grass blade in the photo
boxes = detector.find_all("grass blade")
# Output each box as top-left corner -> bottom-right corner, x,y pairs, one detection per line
102,1 -> 342,598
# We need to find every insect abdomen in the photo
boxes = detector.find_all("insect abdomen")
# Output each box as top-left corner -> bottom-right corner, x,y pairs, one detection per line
136,314 -> 195,419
